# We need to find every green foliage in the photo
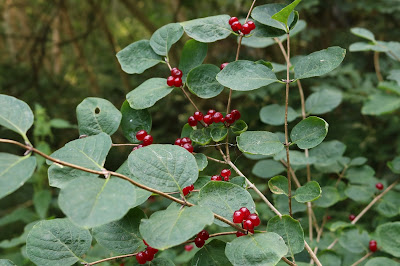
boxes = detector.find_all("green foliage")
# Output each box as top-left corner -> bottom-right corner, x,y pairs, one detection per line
179,40 -> 208,82
150,23 -> 184,56
120,101 -> 152,143
180,15 -> 231,43
237,131 -> 284,155
290,116 -> 328,149
187,64 -> 224,98
191,240 -> 230,265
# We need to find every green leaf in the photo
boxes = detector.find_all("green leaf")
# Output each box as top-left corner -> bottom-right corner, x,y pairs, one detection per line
179,40 -> 208,82
187,64 -> 224,98
190,128 -> 212,145
191,240 -> 230,266
0,153 -> 36,200
225,232 -> 288,265
293,47 -> 346,79
26,219 -> 92,266
76,97 -> 121,136
237,131 -> 284,155
49,118 -> 75,129
198,182 -> 255,227
309,140 -> 346,164
140,206 -> 214,250
350,157 -> 367,166
305,89 -> 342,115
216,60 -> 278,91
318,250 -> 342,266
375,191 -> 400,217
150,23 -> 184,56
346,165 -> 375,184
92,208 -> 145,254
344,185 -> 373,203
47,133 -> 112,189
59,175 -> 137,228
314,186 -> 340,207
128,144 -> 198,192
259,104 -> 299,126
326,221 -> 353,232
366,257 -> 400,266
349,42 -> 386,52
339,228 -> 369,254
126,78 -> 174,110
268,175 -> 288,195
0,221 -> 38,249
252,159 -> 285,179
181,123 -> 194,138
377,222 -> 400,257
194,153 -> 208,171
251,4 -> 295,32
267,215 -> 304,257
0,94 -> 34,140
350,27 -> 375,42
230,120 -> 248,134
271,0 -> 302,29
211,127 -> 228,142
378,81 -> 400,95
362,93 -> 400,115
274,194 -> 306,215
0,208 -> 36,227
294,181 -> 321,203
388,69 -> 400,87
33,190 -> 51,219
290,116 -> 328,149
117,40 -> 162,74
181,15 -> 231,43
274,150 -> 317,166
151,258 -> 176,266
120,100 -> 152,143
0,260 -> 16,266
388,156 -> 400,174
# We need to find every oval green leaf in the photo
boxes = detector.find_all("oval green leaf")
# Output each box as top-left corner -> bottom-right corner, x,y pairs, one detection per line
290,116 -> 329,149
294,181 -> 322,203
260,104 -> 299,126
271,0 -> 302,28
251,4 -> 294,32
230,120 -> 248,134
338,228 -> 369,254
187,64 -> 224,99
211,127 -> 228,142
194,153 -> 208,171
120,100 -> 152,143
237,131 -> 284,155
314,186 -> 340,208
181,15 -> 231,43
252,159 -> 285,179
150,23 -> 184,56
366,257 -> 400,266
190,128 -> 212,145
305,89 -> 342,115
191,239 -> 230,266
179,40 -> 208,82
377,222 -> 400,257
268,175 -> 289,195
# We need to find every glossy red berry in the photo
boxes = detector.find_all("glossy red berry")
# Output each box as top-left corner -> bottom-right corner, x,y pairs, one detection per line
221,117 -> 225,123
228,17 -> 239,25
236,231 -> 246,237
223,176 -> 230,182
194,111 -> 203,121
147,246 -> 158,255
188,184 -> 194,191
349,214 -> 356,221
376,182 -> 384,190
142,135 -> 153,146
241,23 -> 251,34
143,249 -> 154,261
188,116 -> 197,127
185,244 -> 194,251
183,143 -> 194,153
171,68 -> 183,78
181,137 -> 192,144
221,169 -> 231,177
203,114 -> 213,125
247,20 -> 256,30
233,210 -> 244,223
183,186 -> 191,196
225,113 -> 235,124
194,237 -> 205,248
239,207 -> 251,219
136,130 -> 148,141
198,230 -> 209,240
231,21 -> 242,32
207,109 -> 216,115
174,77 -> 182,87
136,251 -> 147,264
213,112 -> 223,123
220,62 -> 229,70
243,219 -> 255,230
369,240 -> 377,252
231,109 -> 241,120
211,175 -> 222,181
248,213 -> 260,227
174,138 -> 182,146
167,76 -> 175,86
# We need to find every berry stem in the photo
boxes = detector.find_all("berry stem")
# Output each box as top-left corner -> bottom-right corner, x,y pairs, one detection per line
180,85 -> 201,112
350,251 -> 373,266
83,252 -> 138,266
111,143 -> 140,147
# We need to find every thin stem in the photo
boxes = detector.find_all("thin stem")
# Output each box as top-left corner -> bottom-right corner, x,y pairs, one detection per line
84,252 -> 138,266
373,51 -> 383,82
351,252 -> 373,266
280,159 -> 301,188
335,166 -> 348,187
183,231 -> 237,244
180,85 -> 200,112
112,143 -> 138,147
305,241 -> 322,266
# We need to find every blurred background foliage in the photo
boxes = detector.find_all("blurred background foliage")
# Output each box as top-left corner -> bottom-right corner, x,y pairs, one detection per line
1,0 -> 400,264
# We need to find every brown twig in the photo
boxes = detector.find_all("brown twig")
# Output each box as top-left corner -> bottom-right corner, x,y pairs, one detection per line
84,252 -> 138,266
373,51 -> 383,82
351,252 -> 373,266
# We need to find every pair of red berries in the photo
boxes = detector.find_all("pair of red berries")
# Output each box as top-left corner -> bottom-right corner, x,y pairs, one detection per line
233,207 -> 260,236
194,230 -> 209,248
369,240 -> 378,252
167,67 -> 183,87
211,169 -> 231,182
136,240 -> 159,264
375,182 -> 384,190
228,17 -> 256,35
182,184 -> 194,196
174,137 -> 194,153
133,130 -> 154,151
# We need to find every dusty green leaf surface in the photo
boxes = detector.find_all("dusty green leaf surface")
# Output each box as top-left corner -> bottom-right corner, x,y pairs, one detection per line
181,15 -> 231,43
237,131 -> 284,155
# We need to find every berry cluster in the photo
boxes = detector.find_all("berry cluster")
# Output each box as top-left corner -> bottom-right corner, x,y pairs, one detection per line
194,230 -> 209,248
133,130 -> 154,151
182,184 -> 194,196
375,182 -> 384,190
211,169 -> 231,181
167,67 -> 183,87
188,109 -> 241,127
233,207 -> 260,236
174,137 -> 194,153
369,240 -> 378,252
228,17 -> 256,35
136,240 -> 159,264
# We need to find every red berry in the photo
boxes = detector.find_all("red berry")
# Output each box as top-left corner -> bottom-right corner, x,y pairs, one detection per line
183,143 -> 194,153
349,214 -> 356,221
233,210 -> 244,223
239,207 -> 251,219
181,137 -> 192,144
327,215 -> 332,220
223,176 -> 230,182
203,114 -> 213,125
136,251 -> 147,264
171,68 -> 183,78
167,76 -> 175,86
243,219 -> 255,230
221,117 -> 225,123
183,186 -> 191,196
144,249 -> 154,261
236,231 -> 246,237
220,62 -> 229,70
231,21 -> 242,32
133,144 -> 144,151
225,113 -> 235,124
241,23 -> 251,34
369,240 -> 377,252
207,109 -> 216,115
188,184 -> 194,191
221,169 -> 231,177
228,17 -> 239,25
174,138 -> 182,146
147,246 -> 158,255
194,111 -> 203,121
132,146 -> 139,151
136,130 -> 148,141
142,135 -> 153,146
248,229 -> 255,234
247,20 -> 256,30
171,67 -> 177,74
174,77 -> 182,87
213,112 -> 223,123
185,244 -> 194,251
376,182 -> 384,190
231,109 -> 241,120
248,213 -> 260,227
188,116 -> 197,127
198,230 -> 209,240
143,239 -> 149,246
194,237 -> 205,248
211,175 -> 222,181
